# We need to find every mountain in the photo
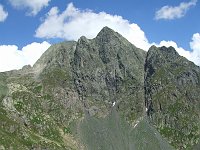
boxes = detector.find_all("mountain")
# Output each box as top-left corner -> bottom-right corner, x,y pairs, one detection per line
0,27 -> 199,149
145,46 -> 200,149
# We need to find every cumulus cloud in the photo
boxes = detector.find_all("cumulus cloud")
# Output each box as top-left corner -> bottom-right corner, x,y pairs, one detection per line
0,41 -> 51,72
0,4 -> 8,22
189,33 -> 200,65
34,2 -> 200,66
154,33 -> 200,66
35,3 -> 150,50
155,0 -> 197,20
9,0 -> 51,16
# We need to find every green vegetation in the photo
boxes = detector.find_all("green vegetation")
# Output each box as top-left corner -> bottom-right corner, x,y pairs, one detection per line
80,109 -> 173,150
64,127 -> 72,134
14,101 -> 24,112
31,114 -> 45,124
42,68 -> 72,89
0,73 -> 8,103
43,127 -> 62,142
33,85 -> 42,93
42,94 -> 52,100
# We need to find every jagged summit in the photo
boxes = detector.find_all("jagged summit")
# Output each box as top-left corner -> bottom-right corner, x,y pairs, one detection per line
148,45 -> 179,55
97,26 -> 116,36
95,26 -> 130,44
78,36 -> 88,42
147,45 -> 183,68
159,46 -> 179,57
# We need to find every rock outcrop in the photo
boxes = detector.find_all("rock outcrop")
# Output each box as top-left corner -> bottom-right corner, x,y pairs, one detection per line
145,46 -> 200,149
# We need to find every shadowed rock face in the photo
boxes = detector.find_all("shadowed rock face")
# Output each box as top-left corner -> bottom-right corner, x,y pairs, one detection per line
72,27 -> 146,120
145,46 -> 200,149
0,27 -> 199,149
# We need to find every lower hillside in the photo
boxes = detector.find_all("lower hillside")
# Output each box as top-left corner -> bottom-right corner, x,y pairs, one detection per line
0,70 -> 172,150
78,108 -> 173,150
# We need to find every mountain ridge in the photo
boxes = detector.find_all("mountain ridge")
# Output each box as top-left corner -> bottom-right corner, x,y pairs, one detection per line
0,26 -> 199,149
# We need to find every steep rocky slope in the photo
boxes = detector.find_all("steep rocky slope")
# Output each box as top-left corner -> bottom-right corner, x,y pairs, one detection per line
72,27 -> 146,121
0,27 -> 199,149
145,46 -> 200,149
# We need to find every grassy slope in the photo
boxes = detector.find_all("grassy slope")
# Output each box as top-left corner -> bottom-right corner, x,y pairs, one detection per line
78,107 -> 173,150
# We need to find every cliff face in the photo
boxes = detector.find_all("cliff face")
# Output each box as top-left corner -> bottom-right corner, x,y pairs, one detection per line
0,27 -> 199,149
145,46 -> 200,149
72,27 -> 146,121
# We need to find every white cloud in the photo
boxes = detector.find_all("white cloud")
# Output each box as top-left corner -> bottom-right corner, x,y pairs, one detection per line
0,4 -> 8,22
0,3 -> 199,72
9,0 -> 51,16
155,0 -> 197,20
154,33 -> 200,66
35,3 -> 150,50
189,33 -> 200,66
0,41 -> 51,72
34,3 -> 200,67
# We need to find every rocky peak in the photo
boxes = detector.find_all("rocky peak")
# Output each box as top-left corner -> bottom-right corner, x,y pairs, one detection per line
72,26 -> 146,120
95,26 -> 125,44
78,36 -> 89,44
145,44 -> 200,149
96,26 -> 116,37
147,45 -> 179,61
145,45 -> 181,77
32,41 -> 76,77
160,46 -> 178,55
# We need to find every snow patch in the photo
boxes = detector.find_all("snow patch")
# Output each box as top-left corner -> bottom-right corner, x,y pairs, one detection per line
134,122 -> 139,128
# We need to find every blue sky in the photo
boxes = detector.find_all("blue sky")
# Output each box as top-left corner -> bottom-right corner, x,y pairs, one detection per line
0,0 -> 200,71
